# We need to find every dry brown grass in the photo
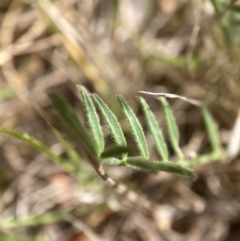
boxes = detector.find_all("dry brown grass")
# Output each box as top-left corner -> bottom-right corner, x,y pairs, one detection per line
0,0 -> 240,240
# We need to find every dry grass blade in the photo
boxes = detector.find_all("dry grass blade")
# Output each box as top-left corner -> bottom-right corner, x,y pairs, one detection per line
36,0 -> 119,110
139,91 -> 203,107
0,35 -> 61,65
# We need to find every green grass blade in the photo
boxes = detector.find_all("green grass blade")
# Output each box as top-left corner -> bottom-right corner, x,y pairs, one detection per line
52,128 -> 98,186
160,97 -> 184,160
139,97 -> 169,161
201,106 -> 221,154
78,86 -> 104,156
49,92 -> 96,155
0,234 -> 44,241
100,145 -> 129,159
0,86 -> 15,102
117,96 -> 149,159
55,131 -> 95,184
0,212 -> 65,228
93,94 -> 126,147
0,128 -> 74,173
126,157 -> 196,178
53,129 -> 82,165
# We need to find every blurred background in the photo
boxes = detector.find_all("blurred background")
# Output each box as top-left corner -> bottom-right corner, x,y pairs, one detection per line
0,0 -> 240,240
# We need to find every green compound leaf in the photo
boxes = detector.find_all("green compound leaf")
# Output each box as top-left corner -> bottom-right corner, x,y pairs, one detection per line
160,97 -> 184,160
93,94 -> 126,147
49,92 -> 96,155
78,86 -> 104,156
201,106 -> 221,155
139,97 -> 169,161
117,96 -> 149,159
126,157 -> 196,178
